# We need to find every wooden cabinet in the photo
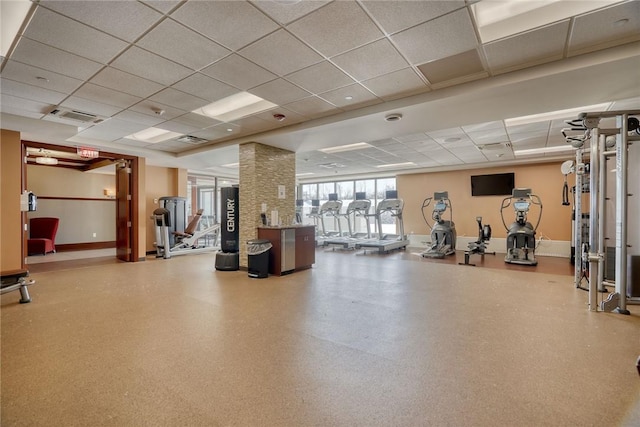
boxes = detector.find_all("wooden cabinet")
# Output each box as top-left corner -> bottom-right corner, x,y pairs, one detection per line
258,226 -> 315,275
295,226 -> 315,270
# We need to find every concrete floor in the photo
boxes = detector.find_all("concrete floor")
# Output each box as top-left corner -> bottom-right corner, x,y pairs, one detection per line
2,249 -> 639,426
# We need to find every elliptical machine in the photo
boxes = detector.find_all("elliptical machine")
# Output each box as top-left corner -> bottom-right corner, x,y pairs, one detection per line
421,191 -> 456,258
459,217 -> 495,266
500,188 -> 542,266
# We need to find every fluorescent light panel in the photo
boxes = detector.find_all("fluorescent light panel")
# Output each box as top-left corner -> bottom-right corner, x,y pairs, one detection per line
471,0 -> 617,43
319,142 -> 372,154
514,145 -> 575,156
376,162 -> 416,168
126,127 -> 182,143
505,103 -> 612,127
192,92 -> 277,122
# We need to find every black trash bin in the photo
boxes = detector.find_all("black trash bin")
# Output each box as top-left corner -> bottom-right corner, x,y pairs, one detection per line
247,239 -> 271,278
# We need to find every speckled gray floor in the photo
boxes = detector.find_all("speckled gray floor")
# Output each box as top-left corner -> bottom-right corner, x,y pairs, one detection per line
2,250 -> 639,426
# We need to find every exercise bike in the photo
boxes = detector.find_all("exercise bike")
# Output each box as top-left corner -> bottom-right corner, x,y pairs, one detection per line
500,188 -> 542,266
420,191 -> 456,259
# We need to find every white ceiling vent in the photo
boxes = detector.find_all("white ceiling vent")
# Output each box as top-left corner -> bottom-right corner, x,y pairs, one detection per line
48,108 -> 109,124
175,135 -> 209,145
477,142 -> 512,151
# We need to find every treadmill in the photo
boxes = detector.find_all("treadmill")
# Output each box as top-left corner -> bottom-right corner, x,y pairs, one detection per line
355,195 -> 409,254
315,197 -> 343,247
324,198 -> 372,250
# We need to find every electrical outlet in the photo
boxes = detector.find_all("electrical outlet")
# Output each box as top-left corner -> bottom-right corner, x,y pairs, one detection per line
92,233 -> 97,238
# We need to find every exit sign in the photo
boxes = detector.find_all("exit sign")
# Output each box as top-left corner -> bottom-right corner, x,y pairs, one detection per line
77,146 -> 99,158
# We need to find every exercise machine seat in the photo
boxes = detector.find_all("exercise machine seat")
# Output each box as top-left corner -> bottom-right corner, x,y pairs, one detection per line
28,217 -> 59,255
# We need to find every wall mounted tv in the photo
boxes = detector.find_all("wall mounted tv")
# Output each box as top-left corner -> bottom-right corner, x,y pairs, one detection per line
471,173 -> 515,196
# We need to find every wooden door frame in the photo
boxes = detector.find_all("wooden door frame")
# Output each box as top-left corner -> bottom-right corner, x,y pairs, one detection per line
21,141 -> 140,262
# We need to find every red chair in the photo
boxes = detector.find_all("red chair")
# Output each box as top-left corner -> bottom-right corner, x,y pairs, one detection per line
28,217 -> 59,255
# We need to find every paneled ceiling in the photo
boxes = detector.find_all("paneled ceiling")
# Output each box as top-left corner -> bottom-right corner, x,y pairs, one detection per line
1,0 -> 639,180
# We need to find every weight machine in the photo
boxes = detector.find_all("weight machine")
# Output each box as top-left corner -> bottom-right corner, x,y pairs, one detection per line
561,109 -> 640,313
153,208 -> 220,259
459,217 -> 495,266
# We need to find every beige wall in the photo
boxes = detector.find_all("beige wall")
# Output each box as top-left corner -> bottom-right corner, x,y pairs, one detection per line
398,162 -> 570,241
239,143 -> 295,268
26,165 -> 116,244
137,158 -> 147,260
1,130 -> 24,273
144,165 -> 183,253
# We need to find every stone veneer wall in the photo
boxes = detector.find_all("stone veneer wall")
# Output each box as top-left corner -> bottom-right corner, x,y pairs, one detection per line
239,142 -> 295,268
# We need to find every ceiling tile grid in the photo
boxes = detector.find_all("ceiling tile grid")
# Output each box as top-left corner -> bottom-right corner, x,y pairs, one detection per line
1,0 -> 637,179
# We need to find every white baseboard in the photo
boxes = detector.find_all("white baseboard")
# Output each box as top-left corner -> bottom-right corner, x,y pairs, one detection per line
407,234 -> 570,258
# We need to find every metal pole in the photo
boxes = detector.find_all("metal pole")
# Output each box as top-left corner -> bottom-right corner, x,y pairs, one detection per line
598,134 -> 606,293
615,113 -> 630,314
588,128 -> 599,311
574,149 -> 583,289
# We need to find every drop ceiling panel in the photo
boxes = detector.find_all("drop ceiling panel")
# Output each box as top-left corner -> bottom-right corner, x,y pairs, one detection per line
1,60 -> 83,94
148,88 -> 209,112
251,0 -> 330,25
141,1 -> 182,14
484,21 -> 570,72
77,119 -> 149,141
0,79 -> 67,105
361,68 -> 429,101
248,78 -> 312,105
569,1 -> 640,55
287,1 -> 384,57
154,120 -> 200,135
417,49 -> 485,84
171,1 -> 279,51
229,115 -> 279,133
11,38 -> 104,81
361,0 -> 465,35
39,0 -> 163,42
73,83 -> 142,109
319,84 -> 381,110
506,122 -> 550,135
136,19 -> 231,71
239,30 -> 324,76
391,9 -> 478,64
113,110 -> 165,127
189,124 -> 240,141
24,7 -> 128,64
171,113 -> 220,129
200,54 -> 277,90
332,39 -> 409,81
285,61 -> 355,95
90,67 -> 165,98
171,73 -> 238,102
0,94 -> 52,116
128,100 -> 187,120
111,46 -> 194,86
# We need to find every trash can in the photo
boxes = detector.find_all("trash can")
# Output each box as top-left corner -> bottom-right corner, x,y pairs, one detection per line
247,239 -> 271,278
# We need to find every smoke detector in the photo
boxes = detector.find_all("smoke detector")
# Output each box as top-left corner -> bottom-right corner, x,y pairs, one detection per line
385,113 -> 402,122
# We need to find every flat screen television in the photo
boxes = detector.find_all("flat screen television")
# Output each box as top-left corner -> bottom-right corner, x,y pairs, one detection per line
311,199 -> 320,207
471,173 -> 515,196
385,190 -> 398,199
328,193 -> 338,201
295,199 -> 304,207
355,192 -> 366,200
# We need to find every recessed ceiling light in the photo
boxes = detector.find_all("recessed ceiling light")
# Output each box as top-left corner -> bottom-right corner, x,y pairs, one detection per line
125,127 -> 182,143
471,0 -> 617,43
514,146 -> 575,156
226,128 -> 233,132
376,162 -> 416,168
35,156 -> 58,165
345,96 -> 353,100
192,92 -> 277,122
319,142 -> 372,154
504,102 -> 612,127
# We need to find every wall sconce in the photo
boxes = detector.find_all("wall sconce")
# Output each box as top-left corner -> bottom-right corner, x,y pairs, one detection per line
104,188 -> 116,198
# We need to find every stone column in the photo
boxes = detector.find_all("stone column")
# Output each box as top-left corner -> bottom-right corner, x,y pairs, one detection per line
239,142 -> 295,268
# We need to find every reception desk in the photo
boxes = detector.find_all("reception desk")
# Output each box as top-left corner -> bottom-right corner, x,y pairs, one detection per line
257,225 -> 315,275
